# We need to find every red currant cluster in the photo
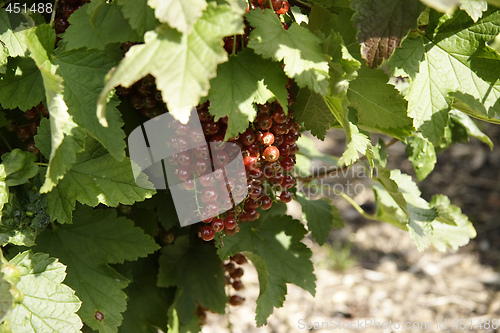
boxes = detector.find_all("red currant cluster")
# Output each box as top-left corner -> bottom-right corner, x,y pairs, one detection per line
194,253 -> 247,326
115,74 -> 165,119
224,253 -> 247,304
3,103 -> 48,156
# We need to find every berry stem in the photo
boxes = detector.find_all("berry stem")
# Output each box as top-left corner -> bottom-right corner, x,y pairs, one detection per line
232,34 -> 237,55
36,162 -> 49,167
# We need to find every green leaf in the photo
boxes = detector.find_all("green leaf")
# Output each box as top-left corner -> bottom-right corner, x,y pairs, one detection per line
347,66 -> 413,130
337,117 -> 371,166
246,9 -> 330,95
293,89 -> 336,140
63,0 -> 141,50
0,57 -> 44,111
8,250 -> 82,333
405,136 -> 437,180
147,0 -> 207,34
207,48 -> 288,139
15,24 -> 87,193
116,0 -> 158,36
460,0 -> 488,21
217,210 -> 315,326
0,10 -> 30,58
39,66 -> 86,193
372,169 -> 474,251
448,109 -> 494,148
158,236 -> 226,323
45,137 -> 155,224
120,255 -> 174,333
55,48 -> 126,161
1,149 -> 38,187
33,206 -> 159,332
401,10 -> 500,143
428,194 -> 476,251
351,0 -> 424,68
297,193 -> 343,245
389,37 -> 425,79
98,2 -> 242,125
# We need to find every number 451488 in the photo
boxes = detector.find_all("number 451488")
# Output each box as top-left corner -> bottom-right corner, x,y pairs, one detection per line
451,319 -> 498,330
5,3 -> 53,14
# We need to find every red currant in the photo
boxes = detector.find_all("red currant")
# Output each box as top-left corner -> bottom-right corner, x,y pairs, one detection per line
199,225 -> 216,241
263,146 -> 280,162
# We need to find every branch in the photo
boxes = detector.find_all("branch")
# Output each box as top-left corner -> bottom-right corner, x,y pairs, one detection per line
296,138 -> 399,182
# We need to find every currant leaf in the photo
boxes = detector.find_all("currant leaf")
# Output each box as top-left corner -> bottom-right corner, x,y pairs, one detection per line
97,2 -> 243,124
208,48 -> 288,139
8,251 -> 82,333
33,206 -> 159,332
246,9 -> 330,95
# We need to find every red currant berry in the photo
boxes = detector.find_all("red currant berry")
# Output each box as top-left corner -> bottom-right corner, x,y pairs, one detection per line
280,191 -> 293,203
271,122 -> 287,135
280,156 -> 295,172
229,295 -> 245,306
198,225 -> 216,241
239,129 -> 256,146
243,156 -> 258,170
255,114 -> 273,130
199,174 -> 216,187
201,187 -> 218,203
272,105 -> 287,124
260,132 -> 275,146
224,216 -> 237,230
231,253 -> 248,265
261,195 -> 272,210
282,174 -> 295,189
263,146 -> 280,162
232,279 -> 243,290
212,218 -> 225,232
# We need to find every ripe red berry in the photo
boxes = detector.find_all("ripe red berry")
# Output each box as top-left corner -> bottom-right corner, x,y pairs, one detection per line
201,187 -> 218,203
229,295 -> 245,306
224,216 -> 237,230
261,195 -> 272,210
280,156 -> 295,172
232,279 -> 244,290
263,146 -> 280,162
280,191 -> 293,203
239,129 -> 256,146
260,132 -> 275,146
282,174 -> 295,189
271,122 -> 287,135
272,105 -> 287,124
255,114 -> 273,130
198,225 -> 216,241
231,253 -> 248,265
243,155 -> 258,170
212,218 -> 225,232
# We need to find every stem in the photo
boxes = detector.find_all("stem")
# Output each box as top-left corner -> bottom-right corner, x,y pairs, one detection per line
50,0 -> 58,26
231,34 -> 237,55
296,138 -> 399,182
36,162 -> 49,167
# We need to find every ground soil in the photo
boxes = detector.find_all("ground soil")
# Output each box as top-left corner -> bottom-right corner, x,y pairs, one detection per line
204,123 -> 500,333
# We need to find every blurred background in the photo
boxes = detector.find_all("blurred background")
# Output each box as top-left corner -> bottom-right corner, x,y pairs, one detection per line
204,123 -> 500,333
